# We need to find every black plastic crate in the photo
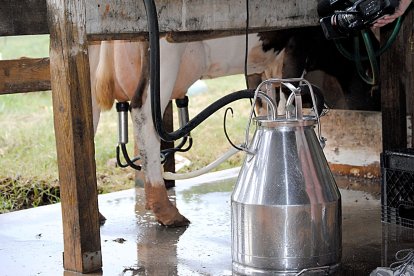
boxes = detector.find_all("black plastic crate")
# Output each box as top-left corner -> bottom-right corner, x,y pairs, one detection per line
381,148 -> 414,228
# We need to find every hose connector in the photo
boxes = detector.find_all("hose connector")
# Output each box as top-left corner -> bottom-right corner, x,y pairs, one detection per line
116,102 -> 129,144
175,96 -> 190,136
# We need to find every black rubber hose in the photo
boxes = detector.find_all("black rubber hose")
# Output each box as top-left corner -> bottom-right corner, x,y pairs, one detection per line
116,145 -> 130,168
143,0 -> 161,136
161,89 -> 256,140
143,0 -> 258,142
117,144 -> 142,170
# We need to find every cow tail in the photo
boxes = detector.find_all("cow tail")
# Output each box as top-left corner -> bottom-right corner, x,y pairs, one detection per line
130,41 -> 149,109
94,41 -> 116,110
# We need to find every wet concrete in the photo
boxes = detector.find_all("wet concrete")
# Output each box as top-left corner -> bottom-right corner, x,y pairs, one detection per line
1,168 -> 414,275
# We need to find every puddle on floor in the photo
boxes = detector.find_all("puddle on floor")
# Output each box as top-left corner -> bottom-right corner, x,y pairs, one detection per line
0,170 -> 413,275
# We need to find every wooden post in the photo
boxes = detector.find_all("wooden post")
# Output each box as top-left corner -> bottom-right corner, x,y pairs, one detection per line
46,0 -> 102,273
380,7 -> 413,151
406,8 -> 414,148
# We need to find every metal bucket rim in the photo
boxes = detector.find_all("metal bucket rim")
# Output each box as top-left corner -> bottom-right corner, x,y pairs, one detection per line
253,115 -> 317,128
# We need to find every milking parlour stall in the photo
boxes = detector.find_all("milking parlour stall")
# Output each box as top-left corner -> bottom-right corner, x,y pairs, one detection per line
0,0 -> 414,275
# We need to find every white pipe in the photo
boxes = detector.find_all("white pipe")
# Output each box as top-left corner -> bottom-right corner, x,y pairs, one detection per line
162,146 -> 241,180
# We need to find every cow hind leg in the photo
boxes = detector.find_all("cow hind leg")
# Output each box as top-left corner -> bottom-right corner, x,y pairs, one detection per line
144,182 -> 190,227
130,101 -> 190,227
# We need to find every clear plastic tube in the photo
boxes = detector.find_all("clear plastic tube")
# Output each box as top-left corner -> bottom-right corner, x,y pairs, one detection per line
162,146 -> 240,180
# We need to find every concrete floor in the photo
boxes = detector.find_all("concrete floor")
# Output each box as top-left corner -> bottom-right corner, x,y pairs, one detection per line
1,168 -> 414,276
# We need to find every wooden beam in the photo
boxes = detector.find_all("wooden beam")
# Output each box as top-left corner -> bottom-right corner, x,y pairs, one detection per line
1,0 -> 319,38
46,0 -> 102,273
380,7 -> 413,150
0,58 -> 50,95
0,0 -> 49,36
85,0 -> 319,40
406,9 -> 414,148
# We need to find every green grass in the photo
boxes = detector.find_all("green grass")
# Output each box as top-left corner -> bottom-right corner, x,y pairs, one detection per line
0,35 -> 253,213
0,177 -> 60,211
0,35 -> 50,59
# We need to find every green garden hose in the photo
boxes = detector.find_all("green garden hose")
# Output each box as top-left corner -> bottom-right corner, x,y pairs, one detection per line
334,17 -> 403,85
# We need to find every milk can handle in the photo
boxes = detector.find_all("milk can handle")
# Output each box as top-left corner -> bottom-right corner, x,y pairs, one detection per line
243,78 -> 306,154
285,79 -> 321,120
283,82 -> 303,120
285,78 -> 325,145
240,85 -> 277,154
242,78 -> 326,153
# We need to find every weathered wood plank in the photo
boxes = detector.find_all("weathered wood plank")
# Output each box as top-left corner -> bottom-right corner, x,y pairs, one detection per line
405,9 -> 414,148
86,0 -> 319,38
380,8 -> 413,150
46,0 -> 102,273
0,58 -> 50,94
1,0 -> 319,38
0,0 -> 49,36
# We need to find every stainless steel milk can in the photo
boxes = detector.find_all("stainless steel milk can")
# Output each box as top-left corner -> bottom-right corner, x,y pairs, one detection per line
232,79 -> 342,275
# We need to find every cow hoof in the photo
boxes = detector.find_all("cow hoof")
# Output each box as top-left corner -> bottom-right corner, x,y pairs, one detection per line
159,214 -> 190,227
99,212 -> 107,225
145,184 -> 190,227
164,179 -> 175,190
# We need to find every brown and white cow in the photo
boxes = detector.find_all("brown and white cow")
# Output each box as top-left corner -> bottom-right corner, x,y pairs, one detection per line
89,26 -> 376,226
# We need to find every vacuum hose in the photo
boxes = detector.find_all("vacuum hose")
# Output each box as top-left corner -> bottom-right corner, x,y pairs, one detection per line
143,0 -> 258,142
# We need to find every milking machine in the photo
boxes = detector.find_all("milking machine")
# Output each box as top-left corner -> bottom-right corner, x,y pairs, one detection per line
115,1 -> 343,275
115,88 -> 280,177
232,78 -> 341,275
115,89 -> 261,171
116,102 -> 141,170
116,99 -> 194,170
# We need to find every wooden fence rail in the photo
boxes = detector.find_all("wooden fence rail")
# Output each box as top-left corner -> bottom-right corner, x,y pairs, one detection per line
0,58 -> 50,95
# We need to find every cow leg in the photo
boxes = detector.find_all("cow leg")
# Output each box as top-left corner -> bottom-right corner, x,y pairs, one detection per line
88,43 -> 103,132
91,97 -> 106,225
88,43 -> 106,225
130,40 -> 190,226
130,97 -> 189,226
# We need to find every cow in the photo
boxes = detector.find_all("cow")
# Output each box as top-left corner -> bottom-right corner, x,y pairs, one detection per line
89,26 -> 377,227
